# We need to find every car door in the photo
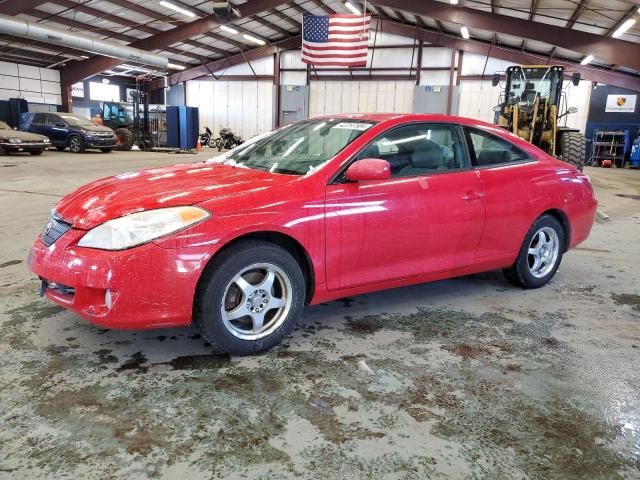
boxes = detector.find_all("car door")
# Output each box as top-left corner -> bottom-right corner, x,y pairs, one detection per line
47,114 -> 69,145
325,123 -> 486,291
463,126 -> 538,262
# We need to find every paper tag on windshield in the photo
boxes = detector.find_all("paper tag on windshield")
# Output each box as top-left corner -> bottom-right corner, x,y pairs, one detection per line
332,122 -> 372,131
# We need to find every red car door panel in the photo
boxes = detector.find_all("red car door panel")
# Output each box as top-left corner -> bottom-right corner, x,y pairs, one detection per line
325,170 -> 485,290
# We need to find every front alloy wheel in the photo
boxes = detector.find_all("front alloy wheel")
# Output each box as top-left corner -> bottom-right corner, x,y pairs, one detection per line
194,240 -> 305,355
221,263 -> 292,340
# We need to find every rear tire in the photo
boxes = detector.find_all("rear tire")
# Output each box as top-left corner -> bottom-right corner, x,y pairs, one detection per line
67,135 -> 85,153
558,131 -> 586,171
115,128 -> 133,151
194,240 -> 306,355
503,214 -> 564,289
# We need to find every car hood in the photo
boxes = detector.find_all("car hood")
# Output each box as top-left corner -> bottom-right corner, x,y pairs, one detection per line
81,125 -> 114,133
1,129 -> 47,142
55,162 -> 294,229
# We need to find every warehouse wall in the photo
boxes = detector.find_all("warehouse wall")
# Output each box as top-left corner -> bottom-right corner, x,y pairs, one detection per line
186,56 -> 274,140
0,61 -> 62,105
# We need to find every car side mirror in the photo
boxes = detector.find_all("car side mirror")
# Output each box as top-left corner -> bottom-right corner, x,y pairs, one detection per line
345,158 -> 391,182
567,107 -> 578,114
572,72 -> 581,86
491,73 -> 501,87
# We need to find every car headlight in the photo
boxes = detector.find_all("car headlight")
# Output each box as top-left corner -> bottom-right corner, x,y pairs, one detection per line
77,206 -> 210,250
42,137 -> 50,143
8,137 -> 22,144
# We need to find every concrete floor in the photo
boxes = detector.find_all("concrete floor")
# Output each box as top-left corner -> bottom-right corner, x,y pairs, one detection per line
1,149 -> 639,479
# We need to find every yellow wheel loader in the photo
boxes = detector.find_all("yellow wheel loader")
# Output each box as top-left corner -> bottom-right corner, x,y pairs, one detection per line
492,65 -> 586,170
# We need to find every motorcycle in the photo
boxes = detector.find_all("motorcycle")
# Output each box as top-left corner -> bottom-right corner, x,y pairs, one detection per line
199,126 -> 214,147
217,127 -> 243,151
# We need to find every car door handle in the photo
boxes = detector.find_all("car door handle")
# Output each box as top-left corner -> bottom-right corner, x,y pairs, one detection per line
462,191 -> 484,201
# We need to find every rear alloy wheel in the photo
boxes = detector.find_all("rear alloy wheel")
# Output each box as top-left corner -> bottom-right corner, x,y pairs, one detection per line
558,131 -> 586,171
194,241 -> 305,355
503,214 -> 564,288
68,135 -> 85,153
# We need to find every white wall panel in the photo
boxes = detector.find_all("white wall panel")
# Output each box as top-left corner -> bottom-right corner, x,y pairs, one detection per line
310,80 -> 414,117
281,51 -> 305,69
419,71 -> 451,85
0,61 -> 61,105
281,71 -> 307,85
458,80 -> 502,123
461,53 -> 512,76
213,56 -> 274,76
422,47 -> 453,68
187,80 -> 274,139
371,48 -> 416,69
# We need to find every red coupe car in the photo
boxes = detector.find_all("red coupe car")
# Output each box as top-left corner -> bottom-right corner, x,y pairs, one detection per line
28,114 -> 597,354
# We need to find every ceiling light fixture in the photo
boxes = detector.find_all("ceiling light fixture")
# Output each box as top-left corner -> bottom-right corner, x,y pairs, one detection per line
460,26 -> 470,39
580,54 -> 594,66
344,2 -> 361,14
220,25 -> 239,34
159,1 -> 196,18
167,63 -> 186,70
242,33 -> 266,45
612,18 -> 636,38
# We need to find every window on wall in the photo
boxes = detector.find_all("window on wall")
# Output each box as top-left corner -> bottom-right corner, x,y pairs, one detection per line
465,128 -> 532,167
355,123 -> 468,177
89,82 -> 120,102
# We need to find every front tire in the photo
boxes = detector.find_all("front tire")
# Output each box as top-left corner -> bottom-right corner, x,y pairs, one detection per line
503,214 -> 564,288
68,135 -> 85,153
115,128 -> 133,151
194,241 -> 306,355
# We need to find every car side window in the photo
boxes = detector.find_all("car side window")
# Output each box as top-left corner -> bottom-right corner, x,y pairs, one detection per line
47,115 -> 62,126
465,128 -> 532,167
32,113 -> 46,125
355,123 -> 468,177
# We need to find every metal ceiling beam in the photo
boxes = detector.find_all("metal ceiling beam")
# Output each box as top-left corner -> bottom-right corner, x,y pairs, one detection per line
376,18 -> 640,91
566,0 -> 589,29
1,0 -> 47,16
606,6 -> 638,37
60,0 -> 290,85
373,0 -> 640,71
149,36 -> 301,89
150,17 -> 640,91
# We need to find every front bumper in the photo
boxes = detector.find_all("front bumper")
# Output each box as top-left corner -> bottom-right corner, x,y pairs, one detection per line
27,229 -> 211,330
85,137 -> 117,148
0,142 -> 50,152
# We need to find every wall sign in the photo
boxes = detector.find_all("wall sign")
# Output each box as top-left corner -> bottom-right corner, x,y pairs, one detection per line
605,94 -> 637,113
71,82 -> 84,98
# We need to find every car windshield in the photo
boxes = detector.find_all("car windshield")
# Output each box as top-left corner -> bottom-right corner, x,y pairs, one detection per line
208,118 -> 377,175
0,121 -> 11,130
60,115 -> 96,126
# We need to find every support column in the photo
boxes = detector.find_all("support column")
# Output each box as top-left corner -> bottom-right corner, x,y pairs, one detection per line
415,41 -> 423,86
274,50 -> 281,128
446,49 -> 457,115
60,81 -> 73,113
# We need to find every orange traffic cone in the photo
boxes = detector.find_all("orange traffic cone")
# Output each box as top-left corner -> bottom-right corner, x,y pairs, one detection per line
196,137 -> 203,151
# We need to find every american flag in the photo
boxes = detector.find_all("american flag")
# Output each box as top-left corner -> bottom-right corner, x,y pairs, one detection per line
302,14 -> 372,67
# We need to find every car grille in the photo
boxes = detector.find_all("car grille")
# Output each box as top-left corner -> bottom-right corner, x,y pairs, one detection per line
42,212 -> 72,246
95,132 -> 114,138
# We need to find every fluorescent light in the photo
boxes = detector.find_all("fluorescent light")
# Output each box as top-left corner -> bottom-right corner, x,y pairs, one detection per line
344,2 -> 361,14
220,25 -> 239,34
450,0 -> 459,4
159,0 -> 196,18
580,54 -> 594,66
167,63 -> 186,70
612,18 -> 636,38
242,34 -> 266,45
461,26 -> 470,39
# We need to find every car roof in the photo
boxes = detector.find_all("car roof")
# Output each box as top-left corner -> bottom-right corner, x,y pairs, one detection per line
312,112 -> 498,128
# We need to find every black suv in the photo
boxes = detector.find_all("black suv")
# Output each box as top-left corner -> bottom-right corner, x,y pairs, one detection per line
28,113 -> 117,153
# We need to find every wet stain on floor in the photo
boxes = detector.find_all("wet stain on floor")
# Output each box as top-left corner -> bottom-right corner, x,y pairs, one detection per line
611,293 -> 640,311
2,303 -> 639,479
0,259 -> 22,268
